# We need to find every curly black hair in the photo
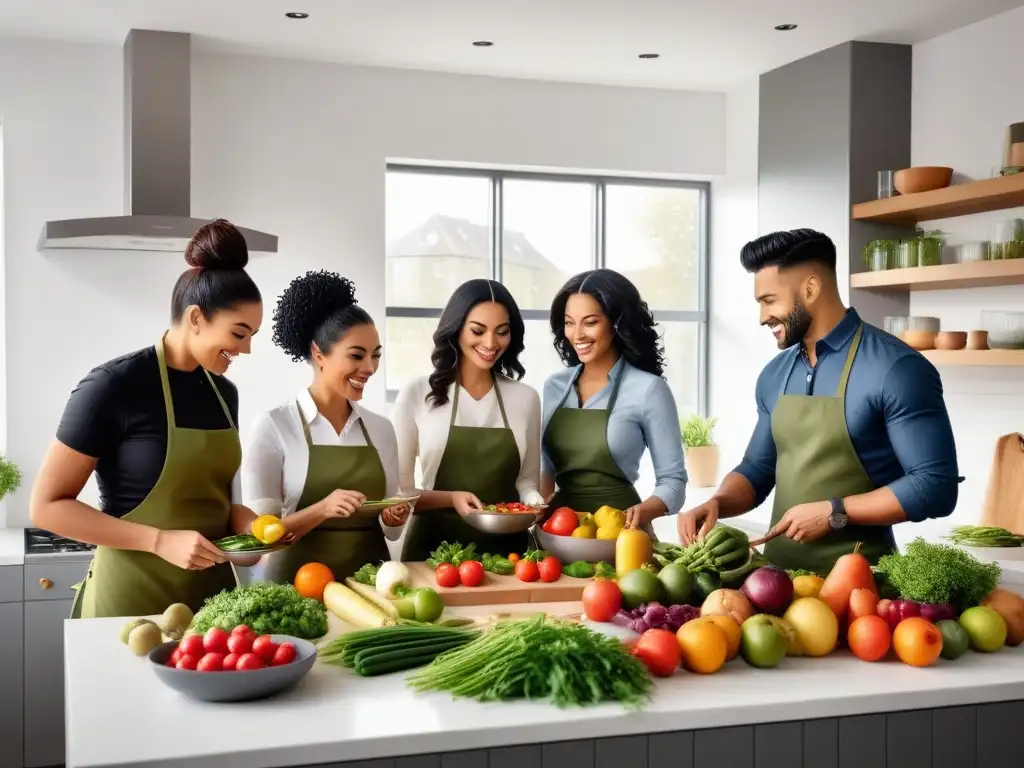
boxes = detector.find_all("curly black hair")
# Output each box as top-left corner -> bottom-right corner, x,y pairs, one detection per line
271,270 -> 374,363
427,279 -> 526,408
549,268 -> 665,378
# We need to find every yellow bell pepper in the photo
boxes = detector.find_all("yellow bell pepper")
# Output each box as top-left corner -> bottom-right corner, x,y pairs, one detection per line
251,514 -> 283,544
571,524 -> 597,539
615,528 -> 653,577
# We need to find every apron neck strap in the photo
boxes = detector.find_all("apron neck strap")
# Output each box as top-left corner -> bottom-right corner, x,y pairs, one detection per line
298,398 -> 374,447
837,324 -> 864,398
606,360 -> 627,413
450,375 -> 511,430
155,336 -> 177,429
204,370 -> 236,429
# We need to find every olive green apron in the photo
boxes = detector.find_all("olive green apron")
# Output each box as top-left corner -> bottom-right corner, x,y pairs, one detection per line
268,401 -> 388,583
403,380 -> 525,560
543,363 -> 643,516
765,324 -> 896,576
70,337 -> 240,619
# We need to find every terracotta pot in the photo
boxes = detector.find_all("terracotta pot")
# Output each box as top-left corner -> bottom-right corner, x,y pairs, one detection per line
893,166 -> 953,195
685,445 -> 720,488
935,331 -> 967,350
903,330 -> 937,351
967,330 -> 990,350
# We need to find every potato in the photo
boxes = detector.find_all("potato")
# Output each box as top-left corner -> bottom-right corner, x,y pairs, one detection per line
120,618 -> 157,645
981,588 -> 1024,646
159,603 -> 194,641
127,623 -> 163,656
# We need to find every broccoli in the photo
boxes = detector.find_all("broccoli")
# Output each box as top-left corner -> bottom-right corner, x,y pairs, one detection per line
191,582 -> 329,639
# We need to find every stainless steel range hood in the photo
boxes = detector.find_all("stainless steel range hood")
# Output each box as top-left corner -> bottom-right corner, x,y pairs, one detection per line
38,29 -> 278,254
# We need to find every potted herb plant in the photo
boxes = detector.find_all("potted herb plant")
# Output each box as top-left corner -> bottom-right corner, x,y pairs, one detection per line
0,454 -> 22,502
681,414 -> 719,488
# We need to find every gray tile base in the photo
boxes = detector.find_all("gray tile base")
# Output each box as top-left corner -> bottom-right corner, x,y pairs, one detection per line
315,701 -> 1023,768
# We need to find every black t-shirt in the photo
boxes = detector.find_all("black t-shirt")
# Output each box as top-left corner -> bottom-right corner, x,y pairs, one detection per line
56,346 -> 239,518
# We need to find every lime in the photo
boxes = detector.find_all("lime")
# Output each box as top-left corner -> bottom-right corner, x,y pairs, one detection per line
936,619 -> 970,660
658,564 -> 695,605
393,598 -> 417,621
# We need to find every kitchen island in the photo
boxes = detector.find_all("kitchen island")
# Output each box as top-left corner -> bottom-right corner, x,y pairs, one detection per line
66,605 -> 1024,768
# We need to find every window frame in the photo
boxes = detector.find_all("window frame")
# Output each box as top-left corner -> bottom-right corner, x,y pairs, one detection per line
384,164 -> 711,417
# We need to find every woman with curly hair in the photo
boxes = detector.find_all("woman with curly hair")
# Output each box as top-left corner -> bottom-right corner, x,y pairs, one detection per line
31,219 -> 263,618
541,269 -> 687,533
393,279 -> 543,560
242,271 -> 408,582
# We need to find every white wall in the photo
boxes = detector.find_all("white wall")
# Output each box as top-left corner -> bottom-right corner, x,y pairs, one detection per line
909,4 -> 1024,541
1,39 -> 727,527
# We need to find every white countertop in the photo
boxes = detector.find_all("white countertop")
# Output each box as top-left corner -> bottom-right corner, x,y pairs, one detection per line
0,527 -> 24,566
66,606 -> 1024,768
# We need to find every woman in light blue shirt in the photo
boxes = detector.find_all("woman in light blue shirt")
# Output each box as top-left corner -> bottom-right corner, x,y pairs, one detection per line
540,269 -> 687,531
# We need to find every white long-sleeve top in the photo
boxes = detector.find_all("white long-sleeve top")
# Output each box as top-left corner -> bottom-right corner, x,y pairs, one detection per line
242,388 -> 400,523
392,375 -> 544,506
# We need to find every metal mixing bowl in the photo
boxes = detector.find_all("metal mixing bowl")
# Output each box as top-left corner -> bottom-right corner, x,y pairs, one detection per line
462,511 -> 540,534
534,527 -> 616,563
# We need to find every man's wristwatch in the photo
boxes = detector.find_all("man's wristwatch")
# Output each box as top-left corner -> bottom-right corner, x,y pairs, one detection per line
828,497 -> 848,530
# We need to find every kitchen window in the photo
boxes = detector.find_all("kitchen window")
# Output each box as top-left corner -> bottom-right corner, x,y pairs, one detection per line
384,165 -> 710,420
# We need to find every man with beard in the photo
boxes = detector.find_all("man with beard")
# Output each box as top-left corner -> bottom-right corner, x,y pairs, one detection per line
678,228 -> 960,575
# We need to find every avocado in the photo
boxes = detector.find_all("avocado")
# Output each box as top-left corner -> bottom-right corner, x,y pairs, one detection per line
657,564 -> 695,605
618,569 -> 667,609
694,571 -> 721,602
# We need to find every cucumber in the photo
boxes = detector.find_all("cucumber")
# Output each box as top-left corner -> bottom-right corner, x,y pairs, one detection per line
355,650 -> 455,676
694,571 -> 721,601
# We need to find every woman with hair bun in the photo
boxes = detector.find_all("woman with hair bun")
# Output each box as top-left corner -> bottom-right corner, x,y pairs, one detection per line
31,219 -> 264,619
541,269 -> 687,534
394,279 -> 543,560
242,271 -> 408,583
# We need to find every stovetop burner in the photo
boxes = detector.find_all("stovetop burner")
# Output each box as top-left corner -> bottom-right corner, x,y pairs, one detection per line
24,528 -> 96,555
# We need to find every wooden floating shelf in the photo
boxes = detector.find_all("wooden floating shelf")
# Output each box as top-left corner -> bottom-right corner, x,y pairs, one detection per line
850,259 -> 1024,291
851,173 -> 1024,224
921,349 -> 1024,366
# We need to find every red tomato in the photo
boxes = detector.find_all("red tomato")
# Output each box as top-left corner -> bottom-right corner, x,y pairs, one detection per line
222,653 -> 241,671
231,624 -> 254,638
547,509 -> 578,537
168,647 -> 184,667
633,629 -> 682,677
176,654 -> 200,671
236,653 -> 265,671
582,579 -> 623,622
515,560 -> 539,582
272,642 -> 297,667
252,635 -> 278,663
178,634 -> 205,658
203,627 -> 230,654
458,560 -> 485,587
537,556 -> 562,583
541,518 -> 555,533
435,563 -> 460,588
227,632 -> 254,655
197,652 -> 226,672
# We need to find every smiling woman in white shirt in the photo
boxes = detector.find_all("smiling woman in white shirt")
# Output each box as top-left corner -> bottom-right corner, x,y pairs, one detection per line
541,269 -> 688,534
242,271 -> 409,583
393,279 -> 543,560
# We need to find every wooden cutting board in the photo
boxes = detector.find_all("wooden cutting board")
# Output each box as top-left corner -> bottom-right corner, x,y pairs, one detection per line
403,561 -> 589,606
979,432 -> 1024,534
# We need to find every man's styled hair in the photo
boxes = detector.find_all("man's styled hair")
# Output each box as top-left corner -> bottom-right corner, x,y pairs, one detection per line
740,229 -> 837,274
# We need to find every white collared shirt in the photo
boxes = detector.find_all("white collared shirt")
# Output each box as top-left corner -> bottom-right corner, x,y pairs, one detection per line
392,375 -> 544,506
241,389 -> 400,519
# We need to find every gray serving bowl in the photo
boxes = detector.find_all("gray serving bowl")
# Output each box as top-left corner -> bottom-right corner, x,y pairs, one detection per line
149,634 -> 317,702
463,511 -> 540,535
534,527 -> 616,563
218,543 -> 288,567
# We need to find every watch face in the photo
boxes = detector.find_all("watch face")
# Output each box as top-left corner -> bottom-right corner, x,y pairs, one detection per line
829,512 -> 848,529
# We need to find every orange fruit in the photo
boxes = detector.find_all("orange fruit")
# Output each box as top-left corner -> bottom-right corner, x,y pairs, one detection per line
892,617 -> 943,667
848,615 -> 891,662
848,588 -> 878,623
676,619 -> 728,674
702,614 -> 741,661
294,562 -> 335,601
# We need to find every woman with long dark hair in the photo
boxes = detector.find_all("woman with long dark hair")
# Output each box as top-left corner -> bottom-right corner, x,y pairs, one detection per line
31,219 -> 264,618
394,279 -> 543,559
541,269 -> 687,533
242,271 -> 409,583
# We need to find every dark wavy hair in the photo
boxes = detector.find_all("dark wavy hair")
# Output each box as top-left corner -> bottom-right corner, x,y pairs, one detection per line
550,268 -> 665,378
427,279 -> 526,408
271,270 -> 373,363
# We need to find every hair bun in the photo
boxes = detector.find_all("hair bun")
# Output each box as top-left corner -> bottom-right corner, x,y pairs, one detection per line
184,219 -> 250,271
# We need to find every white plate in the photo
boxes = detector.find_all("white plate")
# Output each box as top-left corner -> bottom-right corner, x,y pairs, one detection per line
359,495 -> 421,512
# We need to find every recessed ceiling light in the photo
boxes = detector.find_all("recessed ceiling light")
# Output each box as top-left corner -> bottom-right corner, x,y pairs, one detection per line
285,12 -> 309,20
638,53 -> 660,59
774,23 -> 798,31
472,41 -> 493,47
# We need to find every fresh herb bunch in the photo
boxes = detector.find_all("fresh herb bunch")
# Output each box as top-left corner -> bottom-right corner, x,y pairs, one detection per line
352,562 -> 380,586
192,583 -> 329,639
480,553 -> 514,575
426,541 -> 477,569
0,455 -> 23,500
408,614 -> 652,709
875,538 -> 1001,610
947,525 -> 1024,548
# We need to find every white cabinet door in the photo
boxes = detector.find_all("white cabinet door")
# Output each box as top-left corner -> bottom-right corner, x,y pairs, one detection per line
24,599 -> 73,768
0,601 -> 24,768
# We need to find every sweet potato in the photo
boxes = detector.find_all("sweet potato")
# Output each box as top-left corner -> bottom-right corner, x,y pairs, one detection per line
981,588 -> 1024,646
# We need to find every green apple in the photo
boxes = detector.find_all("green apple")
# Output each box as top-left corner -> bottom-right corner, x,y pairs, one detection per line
741,614 -> 787,669
959,606 -> 1007,653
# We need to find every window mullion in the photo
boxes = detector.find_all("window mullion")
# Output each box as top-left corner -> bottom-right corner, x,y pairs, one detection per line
491,175 -> 503,282
594,181 -> 606,269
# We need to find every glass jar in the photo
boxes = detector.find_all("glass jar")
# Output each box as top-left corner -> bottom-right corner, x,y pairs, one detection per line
990,219 -> 1024,260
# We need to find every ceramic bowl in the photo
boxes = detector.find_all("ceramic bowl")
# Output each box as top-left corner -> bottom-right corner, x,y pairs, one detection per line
935,331 -> 967,350
149,634 -> 317,702
903,330 -> 937,351
534,527 -> 617,563
894,166 -> 953,195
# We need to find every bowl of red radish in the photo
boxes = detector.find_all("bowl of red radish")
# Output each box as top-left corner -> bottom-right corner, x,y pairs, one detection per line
148,625 -> 317,702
